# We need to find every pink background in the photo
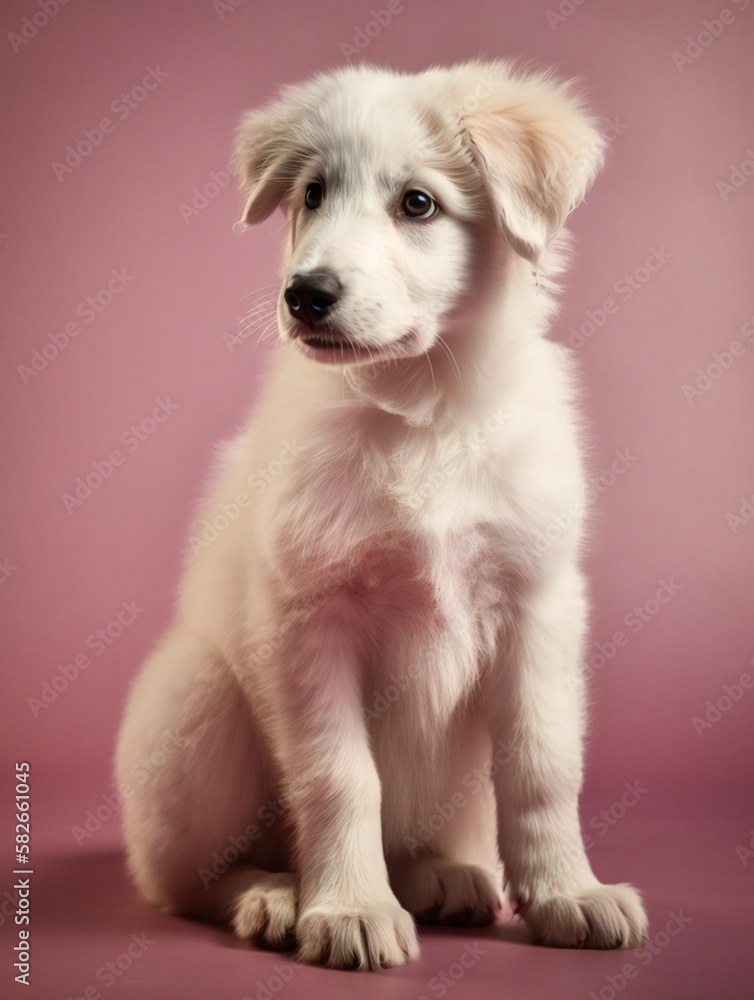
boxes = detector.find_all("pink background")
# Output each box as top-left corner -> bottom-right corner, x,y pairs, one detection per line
1,1 -> 752,998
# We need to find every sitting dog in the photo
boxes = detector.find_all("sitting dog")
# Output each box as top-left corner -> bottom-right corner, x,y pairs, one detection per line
115,59 -> 648,969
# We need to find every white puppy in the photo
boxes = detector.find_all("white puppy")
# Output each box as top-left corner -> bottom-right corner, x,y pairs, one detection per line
116,60 -> 648,969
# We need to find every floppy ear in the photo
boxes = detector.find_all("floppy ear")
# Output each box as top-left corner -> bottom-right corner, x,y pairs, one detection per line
459,67 -> 607,263
232,86 -> 312,226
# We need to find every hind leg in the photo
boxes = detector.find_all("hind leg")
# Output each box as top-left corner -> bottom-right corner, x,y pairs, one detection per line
115,629 -> 297,948
386,701 -> 503,927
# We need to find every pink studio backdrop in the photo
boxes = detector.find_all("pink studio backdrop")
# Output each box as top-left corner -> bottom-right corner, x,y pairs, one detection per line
1,2 -> 752,999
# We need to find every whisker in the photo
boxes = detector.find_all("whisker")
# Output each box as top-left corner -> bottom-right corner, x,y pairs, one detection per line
423,347 -> 437,396
436,336 -> 463,389
241,295 -> 278,317
224,311 -> 279,351
234,300 -> 279,334
236,310 -> 277,335
254,318 -> 280,347
239,284 -> 279,302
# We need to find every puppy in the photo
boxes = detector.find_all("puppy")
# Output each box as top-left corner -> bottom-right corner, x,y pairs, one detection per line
115,60 -> 648,969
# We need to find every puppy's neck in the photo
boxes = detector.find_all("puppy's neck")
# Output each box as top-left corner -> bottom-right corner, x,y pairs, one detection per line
344,249 -> 555,430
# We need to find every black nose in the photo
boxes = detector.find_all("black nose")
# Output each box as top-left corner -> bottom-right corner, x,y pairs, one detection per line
284,272 -> 341,330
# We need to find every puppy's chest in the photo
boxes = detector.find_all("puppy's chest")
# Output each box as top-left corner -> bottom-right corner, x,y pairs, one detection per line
276,444 -> 521,640
356,525 -> 511,621
352,525 -> 518,726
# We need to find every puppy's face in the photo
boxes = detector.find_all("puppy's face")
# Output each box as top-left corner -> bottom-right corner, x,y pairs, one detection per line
235,63 -> 606,367
275,118 -> 480,365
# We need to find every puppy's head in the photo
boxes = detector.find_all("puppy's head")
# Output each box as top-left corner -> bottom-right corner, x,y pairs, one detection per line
234,61 -> 606,366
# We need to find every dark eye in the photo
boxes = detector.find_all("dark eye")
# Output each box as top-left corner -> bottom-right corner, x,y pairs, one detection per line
402,190 -> 437,220
305,182 -> 323,210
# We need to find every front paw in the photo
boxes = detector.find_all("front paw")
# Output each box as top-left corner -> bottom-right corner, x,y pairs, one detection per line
396,858 -> 502,927
296,900 -> 419,969
232,872 -> 298,950
520,882 -> 648,949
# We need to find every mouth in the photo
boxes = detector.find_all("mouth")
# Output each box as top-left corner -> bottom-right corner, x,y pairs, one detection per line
293,327 -> 414,365
298,332 -> 348,351
296,331 -> 370,364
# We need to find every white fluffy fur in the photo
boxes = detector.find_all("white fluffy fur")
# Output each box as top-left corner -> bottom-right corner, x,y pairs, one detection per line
115,60 -> 648,969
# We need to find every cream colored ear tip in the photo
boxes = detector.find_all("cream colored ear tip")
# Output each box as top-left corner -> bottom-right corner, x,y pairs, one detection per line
232,220 -> 248,234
